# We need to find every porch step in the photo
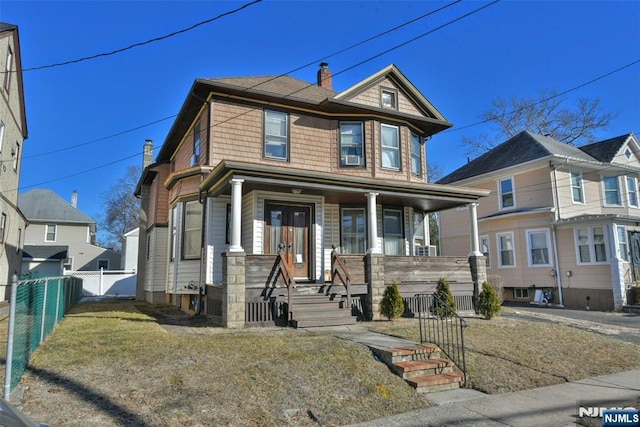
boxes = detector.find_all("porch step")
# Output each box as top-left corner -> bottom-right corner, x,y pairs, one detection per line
289,293 -> 357,328
372,345 -> 463,394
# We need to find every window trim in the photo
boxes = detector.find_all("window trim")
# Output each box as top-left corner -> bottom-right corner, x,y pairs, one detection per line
339,121 -> 365,167
496,231 -> 516,268
170,206 -> 178,261
45,224 -> 57,242
380,87 -> 398,110
182,200 -> 203,260
498,177 -> 516,210
626,176 -> 639,208
570,171 -> 585,204
602,176 -> 622,206
263,109 -> 289,161
410,132 -> 422,177
383,207 -> 404,256
380,123 -> 400,171
574,226 -> 608,265
480,234 -> 490,268
617,225 -> 629,262
526,228 -> 552,267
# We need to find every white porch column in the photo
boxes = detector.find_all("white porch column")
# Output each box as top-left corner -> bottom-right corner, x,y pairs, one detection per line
366,192 -> 381,254
609,223 -> 627,310
229,178 -> 244,253
469,202 -> 482,256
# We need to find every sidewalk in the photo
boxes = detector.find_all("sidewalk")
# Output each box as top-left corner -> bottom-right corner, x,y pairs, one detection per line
309,325 -> 640,427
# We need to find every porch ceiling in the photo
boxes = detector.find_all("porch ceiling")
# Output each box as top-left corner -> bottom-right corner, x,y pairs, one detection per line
200,161 -> 489,213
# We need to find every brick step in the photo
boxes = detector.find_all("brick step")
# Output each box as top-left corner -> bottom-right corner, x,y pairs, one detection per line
393,358 -> 455,379
384,345 -> 441,364
406,372 -> 465,393
292,316 -> 357,328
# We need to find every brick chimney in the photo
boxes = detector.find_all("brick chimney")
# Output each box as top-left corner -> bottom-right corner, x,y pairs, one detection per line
317,62 -> 332,90
143,139 -> 153,169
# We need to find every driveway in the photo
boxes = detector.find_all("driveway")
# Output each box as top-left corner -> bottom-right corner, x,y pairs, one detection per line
502,305 -> 640,345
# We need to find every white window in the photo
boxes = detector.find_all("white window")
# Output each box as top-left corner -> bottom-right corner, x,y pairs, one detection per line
381,124 -> 400,170
0,213 -> 5,244
410,133 -> 422,177
514,288 -> 529,299
412,212 -> 425,248
526,229 -> 552,267
571,172 -> 585,204
264,110 -> 288,160
170,206 -> 178,261
341,207 -> 366,254
97,259 -> 109,270
4,46 -> 12,92
183,200 -> 202,259
499,177 -> 515,210
383,208 -> 404,255
603,176 -> 621,206
617,226 -> 629,262
0,121 -> 4,153
575,226 -> 607,264
340,122 -> 364,167
12,142 -> 19,171
381,88 -> 397,109
192,120 -> 201,165
480,235 -> 490,268
497,232 -> 515,268
45,224 -> 56,242
627,177 -> 638,208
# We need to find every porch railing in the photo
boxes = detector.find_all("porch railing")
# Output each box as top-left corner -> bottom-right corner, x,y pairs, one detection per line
275,244 -> 296,320
415,293 -> 467,387
330,248 -> 352,309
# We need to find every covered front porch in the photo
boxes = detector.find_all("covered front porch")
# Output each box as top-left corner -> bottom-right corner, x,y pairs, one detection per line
197,161 -> 489,328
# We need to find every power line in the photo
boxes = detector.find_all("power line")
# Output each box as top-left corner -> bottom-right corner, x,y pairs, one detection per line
24,0 -> 464,160
21,0 -> 263,72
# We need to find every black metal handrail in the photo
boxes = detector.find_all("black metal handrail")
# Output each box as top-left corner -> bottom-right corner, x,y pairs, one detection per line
415,293 -> 467,386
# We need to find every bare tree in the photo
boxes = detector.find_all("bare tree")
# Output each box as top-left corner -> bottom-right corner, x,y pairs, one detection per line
99,165 -> 141,250
463,89 -> 616,156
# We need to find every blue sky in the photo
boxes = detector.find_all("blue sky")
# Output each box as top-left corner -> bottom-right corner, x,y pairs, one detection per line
1,1 -> 639,243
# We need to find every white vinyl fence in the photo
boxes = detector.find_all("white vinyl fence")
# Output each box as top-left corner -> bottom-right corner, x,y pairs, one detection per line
64,269 -> 136,296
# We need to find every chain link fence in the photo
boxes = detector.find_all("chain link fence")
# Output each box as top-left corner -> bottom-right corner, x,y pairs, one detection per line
4,275 -> 83,398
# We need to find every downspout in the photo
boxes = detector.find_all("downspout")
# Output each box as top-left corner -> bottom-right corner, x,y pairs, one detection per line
551,163 -> 565,306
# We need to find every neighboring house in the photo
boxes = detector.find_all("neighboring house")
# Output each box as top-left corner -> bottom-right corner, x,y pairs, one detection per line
19,189 -> 121,276
438,130 -> 640,311
121,227 -> 139,271
0,22 -> 28,302
136,63 -> 490,327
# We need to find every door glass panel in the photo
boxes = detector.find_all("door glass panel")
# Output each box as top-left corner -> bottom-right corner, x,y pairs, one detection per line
293,211 -> 306,264
269,209 -> 283,254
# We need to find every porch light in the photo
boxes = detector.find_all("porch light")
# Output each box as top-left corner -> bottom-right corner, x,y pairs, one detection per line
291,188 -> 302,194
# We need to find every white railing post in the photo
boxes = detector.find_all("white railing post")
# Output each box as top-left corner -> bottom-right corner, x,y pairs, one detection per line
40,278 -> 49,344
99,268 -> 104,295
4,275 -> 18,400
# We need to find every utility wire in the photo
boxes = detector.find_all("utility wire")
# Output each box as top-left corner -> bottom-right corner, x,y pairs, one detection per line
21,0 -> 263,72
23,0 -> 463,160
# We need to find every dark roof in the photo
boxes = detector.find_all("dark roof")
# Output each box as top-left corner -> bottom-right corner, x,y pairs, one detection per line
579,134 -> 631,162
437,131 -> 595,184
19,189 -> 95,223
22,245 -> 68,260
0,22 -> 18,32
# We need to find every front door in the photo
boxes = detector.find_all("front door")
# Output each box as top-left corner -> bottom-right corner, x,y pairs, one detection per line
630,231 -> 640,283
265,203 -> 311,279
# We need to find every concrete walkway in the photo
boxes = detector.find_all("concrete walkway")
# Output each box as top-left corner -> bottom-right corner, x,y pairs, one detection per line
307,325 -> 640,427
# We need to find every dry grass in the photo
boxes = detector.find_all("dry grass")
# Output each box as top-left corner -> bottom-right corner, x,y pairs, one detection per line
13,300 -> 431,427
3,300 -> 639,426
366,312 -> 640,394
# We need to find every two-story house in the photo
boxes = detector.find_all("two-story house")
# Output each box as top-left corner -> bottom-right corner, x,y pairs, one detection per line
0,22 -> 28,302
438,130 -> 640,311
136,64 -> 490,327
20,189 -> 121,276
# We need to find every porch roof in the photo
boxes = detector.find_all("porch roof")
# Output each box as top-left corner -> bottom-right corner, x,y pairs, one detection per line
200,161 -> 489,212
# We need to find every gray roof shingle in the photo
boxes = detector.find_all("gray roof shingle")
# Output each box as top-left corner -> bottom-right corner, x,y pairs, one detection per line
579,134 -> 631,162
19,189 -> 95,223
22,245 -> 68,260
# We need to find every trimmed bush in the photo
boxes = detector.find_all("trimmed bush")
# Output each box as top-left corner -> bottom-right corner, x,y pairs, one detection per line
478,281 -> 502,319
379,282 -> 405,321
432,277 -> 457,317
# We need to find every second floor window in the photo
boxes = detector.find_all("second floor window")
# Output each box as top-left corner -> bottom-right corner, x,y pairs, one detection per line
45,224 -> 56,242
603,176 -> 621,206
571,172 -> 584,203
340,122 -> 364,167
264,110 -> 288,160
499,177 -> 515,210
627,177 -> 639,207
410,133 -> 422,177
381,124 -> 400,170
